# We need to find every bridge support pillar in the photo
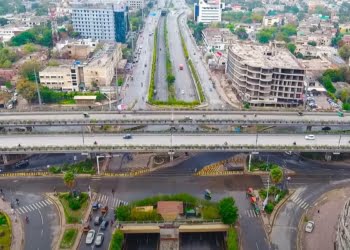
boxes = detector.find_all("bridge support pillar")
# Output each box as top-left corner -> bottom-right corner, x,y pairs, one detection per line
325,152 -> 332,161
2,154 -> 8,164
168,150 -> 175,162
306,125 -> 312,132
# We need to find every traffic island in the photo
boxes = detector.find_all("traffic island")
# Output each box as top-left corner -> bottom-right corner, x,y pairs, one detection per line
59,228 -> 78,249
0,212 -> 11,250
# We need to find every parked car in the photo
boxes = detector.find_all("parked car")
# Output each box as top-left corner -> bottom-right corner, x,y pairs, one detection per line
305,135 -> 315,140
95,233 -> 104,247
94,216 -> 103,226
100,220 -> 109,230
85,230 -> 95,244
305,221 -> 315,233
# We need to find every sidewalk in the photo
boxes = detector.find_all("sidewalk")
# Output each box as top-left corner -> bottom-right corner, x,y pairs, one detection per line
0,198 -> 24,250
300,187 -> 350,250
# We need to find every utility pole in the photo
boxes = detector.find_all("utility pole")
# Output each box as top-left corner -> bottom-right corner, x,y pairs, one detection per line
34,69 -> 42,106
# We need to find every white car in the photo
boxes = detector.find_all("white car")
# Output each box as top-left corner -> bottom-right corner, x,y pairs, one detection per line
95,233 -> 104,247
85,230 -> 95,245
305,135 -> 315,140
181,90 -> 185,95
305,221 -> 315,233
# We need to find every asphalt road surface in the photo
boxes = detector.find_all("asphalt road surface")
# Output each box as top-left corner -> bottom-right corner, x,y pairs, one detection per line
1,133 -> 349,149
155,16 -> 168,101
167,9 -> 197,102
1,111 -> 347,125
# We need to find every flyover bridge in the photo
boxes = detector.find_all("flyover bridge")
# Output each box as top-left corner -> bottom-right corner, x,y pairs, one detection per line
1,133 -> 349,154
0,111 -> 348,126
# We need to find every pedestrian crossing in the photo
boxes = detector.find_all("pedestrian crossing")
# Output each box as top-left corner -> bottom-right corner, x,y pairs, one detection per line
95,194 -> 128,208
244,209 -> 260,218
15,199 -> 53,215
289,192 -> 309,210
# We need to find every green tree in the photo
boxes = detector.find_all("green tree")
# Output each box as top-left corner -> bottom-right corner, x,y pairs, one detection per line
193,22 -> 205,42
270,167 -> 283,184
226,23 -> 235,33
63,171 -> 75,190
19,60 -> 41,81
16,78 -> 37,103
115,205 -> 131,221
235,27 -> 248,40
0,47 -> 17,68
218,197 -> 239,225
321,75 -> 336,93
22,43 -> 37,54
296,52 -> 304,58
307,41 -> 317,46
287,43 -> 296,54
339,45 -> 350,61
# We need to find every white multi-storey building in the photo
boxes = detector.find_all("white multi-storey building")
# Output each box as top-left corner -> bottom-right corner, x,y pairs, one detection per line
194,0 -> 223,24
127,0 -> 144,10
226,42 -> 305,107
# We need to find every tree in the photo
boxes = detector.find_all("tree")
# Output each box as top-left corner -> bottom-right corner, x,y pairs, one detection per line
22,43 -> 37,54
16,79 -> 37,103
307,41 -> 317,46
235,27 -> 248,40
218,197 -> 239,225
0,47 -> 17,68
63,171 -> 75,190
226,23 -> 235,34
339,45 -> 350,62
0,17 -> 8,26
281,24 -> 297,37
257,30 -> 274,43
270,167 -> 283,184
287,43 -> 296,54
296,52 -> 304,59
116,205 -> 131,221
193,22 -> 205,42
19,60 -> 41,81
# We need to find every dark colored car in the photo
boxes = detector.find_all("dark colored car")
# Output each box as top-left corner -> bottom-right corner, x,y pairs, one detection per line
92,202 -> 100,211
100,220 -> 109,230
94,216 -> 103,226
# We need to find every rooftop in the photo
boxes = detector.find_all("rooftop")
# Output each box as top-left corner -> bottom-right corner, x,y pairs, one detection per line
86,42 -> 118,67
229,43 -> 302,69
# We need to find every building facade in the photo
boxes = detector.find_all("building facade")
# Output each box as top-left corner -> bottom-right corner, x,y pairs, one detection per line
226,43 -> 305,107
71,3 -> 129,43
127,0 -> 144,10
194,0 -> 223,24
39,43 -> 123,91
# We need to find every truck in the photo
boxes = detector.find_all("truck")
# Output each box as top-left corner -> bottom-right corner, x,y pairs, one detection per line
179,64 -> 184,70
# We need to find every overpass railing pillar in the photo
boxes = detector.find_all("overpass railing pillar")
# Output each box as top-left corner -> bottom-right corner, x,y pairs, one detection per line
2,154 -> 8,164
168,150 -> 175,162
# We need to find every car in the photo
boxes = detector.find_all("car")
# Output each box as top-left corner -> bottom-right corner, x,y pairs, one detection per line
181,90 -> 185,95
100,220 -> 109,230
94,216 -> 103,226
85,230 -> 95,244
123,134 -> 132,139
305,135 -> 315,140
95,233 -> 104,247
83,112 -> 90,118
305,221 -> 315,233
92,202 -> 100,210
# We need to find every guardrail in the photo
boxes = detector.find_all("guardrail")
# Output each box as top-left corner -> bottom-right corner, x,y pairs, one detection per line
1,144 -> 349,154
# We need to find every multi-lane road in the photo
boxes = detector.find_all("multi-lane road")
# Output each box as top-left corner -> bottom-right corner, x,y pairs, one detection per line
1,133 -> 350,153
0,111 -> 348,126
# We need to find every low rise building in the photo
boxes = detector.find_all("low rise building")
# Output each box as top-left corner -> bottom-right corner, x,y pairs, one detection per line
202,28 -> 237,52
0,25 -> 30,42
226,42 -> 305,107
55,39 -> 99,60
341,35 -> 350,46
262,16 -> 282,27
39,42 -> 122,91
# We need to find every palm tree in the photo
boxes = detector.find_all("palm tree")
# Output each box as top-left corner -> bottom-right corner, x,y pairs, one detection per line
270,167 -> 283,184
63,171 -> 75,190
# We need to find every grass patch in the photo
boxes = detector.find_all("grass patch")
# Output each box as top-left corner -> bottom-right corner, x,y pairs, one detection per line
59,228 -> 78,249
250,159 -> 279,172
59,193 -> 89,224
0,212 -> 12,250
227,227 -> 239,250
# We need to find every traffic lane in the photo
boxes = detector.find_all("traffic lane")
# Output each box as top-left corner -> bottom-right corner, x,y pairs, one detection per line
155,16 -> 168,101
1,112 -> 348,123
168,11 -> 197,101
79,209 -> 113,250
1,133 -> 349,147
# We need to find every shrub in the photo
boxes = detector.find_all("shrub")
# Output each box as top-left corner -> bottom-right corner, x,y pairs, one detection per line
130,209 -> 162,221
110,230 -> 124,250
115,205 -> 131,221
227,227 -> 239,250
264,202 -> 274,214
61,193 -> 88,211
0,213 -> 7,225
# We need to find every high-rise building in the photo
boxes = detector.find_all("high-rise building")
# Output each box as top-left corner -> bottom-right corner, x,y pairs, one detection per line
127,0 -> 144,10
71,3 -> 129,43
194,0 -> 223,24
226,42 -> 305,107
